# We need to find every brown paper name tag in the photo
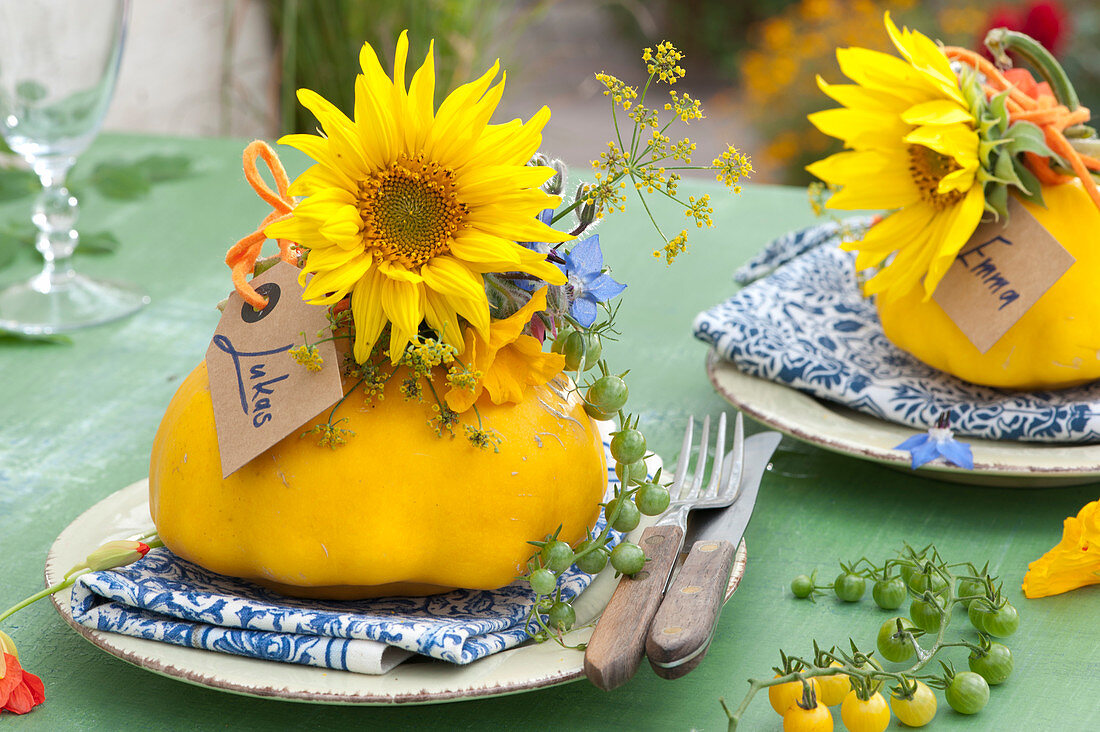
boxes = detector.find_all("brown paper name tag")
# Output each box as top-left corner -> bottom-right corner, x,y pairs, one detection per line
205,262 -> 344,477
931,198 -> 1075,354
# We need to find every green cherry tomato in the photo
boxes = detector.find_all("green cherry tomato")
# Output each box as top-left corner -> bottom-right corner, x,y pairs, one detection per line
969,641 -> 1014,685
872,576 -> 907,610
540,540 -> 574,574
890,679 -> 937,727
610,541 -> 646,575
529,568 -> 557,595
586,375 -> 629,413
945,671 -> 989,715
840,690 -> 890,732
877,617 -> 917,663
834,572 -> 866,602
909,598 -> 943,633
898,562 -> 919,586
983,602 -> 1019,637
614,459 -> 647,486
610,428 -> 647,465
956,577 -> 986,603
606,497 -> 641,532
581,332 -> 602,370
791,574 -> 815,599
546,601 -> 576,631
635,483 -> 670,515
908,570 -> 948,596
561,331 -> 587,371
573,541 -> 609,574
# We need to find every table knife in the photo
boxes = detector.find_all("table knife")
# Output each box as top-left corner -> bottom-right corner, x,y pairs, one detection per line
645,430 -> 782,679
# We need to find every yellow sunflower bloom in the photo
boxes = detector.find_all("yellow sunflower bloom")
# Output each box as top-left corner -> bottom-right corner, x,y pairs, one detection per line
806,13 -> 985,300
266,33 -> 570,363
445,287 -> 565,412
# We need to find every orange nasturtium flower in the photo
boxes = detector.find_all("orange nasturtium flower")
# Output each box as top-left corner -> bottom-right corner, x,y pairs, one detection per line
1022,499 -> 1100,598
0,632 -> 44,716
444,287 -> 565,412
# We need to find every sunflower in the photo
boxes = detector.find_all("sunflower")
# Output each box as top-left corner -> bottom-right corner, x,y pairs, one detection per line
806,14 -> 985,300
266,33 -> 569,363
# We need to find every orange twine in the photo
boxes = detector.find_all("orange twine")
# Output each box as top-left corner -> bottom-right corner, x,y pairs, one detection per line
944,46 -> 1100,210
224,140 -> 298,309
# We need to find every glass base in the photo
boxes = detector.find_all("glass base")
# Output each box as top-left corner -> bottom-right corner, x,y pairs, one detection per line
0,271 -> 150,334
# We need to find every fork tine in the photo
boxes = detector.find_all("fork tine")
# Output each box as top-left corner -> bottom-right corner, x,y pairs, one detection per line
704,412 -> 727,497
670,416 -> 695,498
685,415 -> 710,500
721,413 -> 746,501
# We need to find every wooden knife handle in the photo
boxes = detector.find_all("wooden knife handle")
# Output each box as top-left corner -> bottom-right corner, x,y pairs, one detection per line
645,538 -> 736,679
583,524 -> 683,691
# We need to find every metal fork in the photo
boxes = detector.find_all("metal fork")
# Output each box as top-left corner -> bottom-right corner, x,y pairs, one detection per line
583,412 -> 745,691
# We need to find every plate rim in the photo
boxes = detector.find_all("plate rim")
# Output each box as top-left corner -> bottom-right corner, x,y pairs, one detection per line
706,350 -> 1100,484
47,479 -> 746,705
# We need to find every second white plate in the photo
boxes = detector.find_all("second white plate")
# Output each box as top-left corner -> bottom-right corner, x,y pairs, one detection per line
707,351 -> 1100,487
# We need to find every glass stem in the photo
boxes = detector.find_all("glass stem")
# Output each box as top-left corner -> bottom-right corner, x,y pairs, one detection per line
31,156 -> 79,290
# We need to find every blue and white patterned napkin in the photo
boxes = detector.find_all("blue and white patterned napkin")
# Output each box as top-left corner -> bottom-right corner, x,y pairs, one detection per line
694,221 -> 1100,443
70,443 -> 630,674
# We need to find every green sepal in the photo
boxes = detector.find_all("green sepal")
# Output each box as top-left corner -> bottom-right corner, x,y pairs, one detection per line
1012,162 -> 1046,207
1005,121 -> 1055,157
983,182 -> 1009,221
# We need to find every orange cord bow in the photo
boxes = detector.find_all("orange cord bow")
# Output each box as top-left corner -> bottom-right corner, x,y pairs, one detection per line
944,47 -> 1100,210
224,140 -> 298,309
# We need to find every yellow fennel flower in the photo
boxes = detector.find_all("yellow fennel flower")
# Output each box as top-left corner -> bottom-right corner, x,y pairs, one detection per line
445,287 -> 565,412
266,32 -> 569,363
806,13 -> 985,300
1023,499 -> 1100,599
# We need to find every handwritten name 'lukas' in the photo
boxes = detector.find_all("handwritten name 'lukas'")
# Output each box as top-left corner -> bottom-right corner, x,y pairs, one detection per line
954,235 -> 1019,311
211,335 -> 291,428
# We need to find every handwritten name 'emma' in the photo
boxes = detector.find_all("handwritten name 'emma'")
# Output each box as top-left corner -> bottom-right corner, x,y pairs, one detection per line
954,235 -> 1020,311
211,335 -> 291,428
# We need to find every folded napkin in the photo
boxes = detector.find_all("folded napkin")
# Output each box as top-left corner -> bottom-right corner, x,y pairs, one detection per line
71,442 -> 630,675
694,221 -> 1100,443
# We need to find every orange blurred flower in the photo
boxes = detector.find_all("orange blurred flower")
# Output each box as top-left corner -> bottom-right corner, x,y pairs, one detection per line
0,635 -> 45,715
1022,499 -> 1100,598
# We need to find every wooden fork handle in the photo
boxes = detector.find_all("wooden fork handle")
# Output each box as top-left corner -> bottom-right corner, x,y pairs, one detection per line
645,538 -> 736,679
583,524 -> 683,691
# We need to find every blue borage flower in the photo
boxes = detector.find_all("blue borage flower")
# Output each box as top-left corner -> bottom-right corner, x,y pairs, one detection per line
557,235 -> 626,327
894,413 -> 974,470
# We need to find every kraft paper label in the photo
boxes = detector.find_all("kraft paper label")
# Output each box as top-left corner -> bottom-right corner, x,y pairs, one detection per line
931,198 -> 1075,354
205,262 -> 344,477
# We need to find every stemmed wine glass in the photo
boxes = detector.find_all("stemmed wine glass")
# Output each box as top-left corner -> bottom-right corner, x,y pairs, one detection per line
0,0 -> 148,334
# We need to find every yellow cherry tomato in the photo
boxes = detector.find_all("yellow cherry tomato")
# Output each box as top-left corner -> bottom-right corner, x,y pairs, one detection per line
841,690 -> 891,732
769,676 -> 820,716
149,362 -> 606,599
890,679 -> 938,727
877,181 -> 1100,389
783,699 -> 833,732
816,662 -> 850,706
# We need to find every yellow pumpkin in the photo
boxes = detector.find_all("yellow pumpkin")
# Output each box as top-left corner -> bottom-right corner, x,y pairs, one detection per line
877,181 -> 1100,390
149,362 -> 607,599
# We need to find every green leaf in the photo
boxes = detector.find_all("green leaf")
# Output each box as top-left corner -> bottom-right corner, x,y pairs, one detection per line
0,331 -> 72,345
993,151 -> 1024,189
983,183 -> 1008,221
1013,163 -> 1046,207
76,230 -> 120,255
1005,121 -> 1055,157
139,154 -> 192,182
89,161 -> 152,200
0,168 -> 38,201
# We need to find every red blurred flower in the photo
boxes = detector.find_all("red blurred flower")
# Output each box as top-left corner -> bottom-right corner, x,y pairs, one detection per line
0,653 -> 45,715
979,1 -> 1069,59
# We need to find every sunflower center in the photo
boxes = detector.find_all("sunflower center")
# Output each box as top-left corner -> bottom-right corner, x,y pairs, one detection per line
907,144 -> 966,210
358,153 -> 468,268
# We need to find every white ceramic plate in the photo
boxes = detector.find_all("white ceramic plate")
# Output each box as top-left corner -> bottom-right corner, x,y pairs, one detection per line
47,480 -> 746,704
707,351 -> 1100,487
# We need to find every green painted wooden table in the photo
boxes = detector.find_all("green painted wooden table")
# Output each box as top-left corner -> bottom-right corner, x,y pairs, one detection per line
2,134 -> 1098,730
